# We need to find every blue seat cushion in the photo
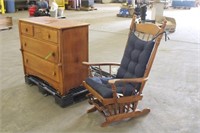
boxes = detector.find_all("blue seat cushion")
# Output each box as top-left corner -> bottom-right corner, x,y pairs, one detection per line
86,77 -> 113,98
86,77 -> 138,98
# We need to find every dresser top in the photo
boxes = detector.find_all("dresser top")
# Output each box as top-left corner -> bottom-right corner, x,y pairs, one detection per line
19,17 -> 89,29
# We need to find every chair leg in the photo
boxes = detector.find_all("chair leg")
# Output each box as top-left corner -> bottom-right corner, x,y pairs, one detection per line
100,108 -> 150,127
101,120 -> 112,127
139,108 -> 150,116
87,106 -> 97,113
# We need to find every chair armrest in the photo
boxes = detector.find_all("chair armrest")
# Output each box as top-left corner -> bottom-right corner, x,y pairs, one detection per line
108,77 -> 148,84
82,61 -> 120,66
82,62 -> 120,77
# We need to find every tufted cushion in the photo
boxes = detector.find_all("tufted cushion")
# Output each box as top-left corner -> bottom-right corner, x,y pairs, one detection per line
117,32 -> 154,79
86,77 -> 138,98
86,32 -> 155,98
86,77 -> 113,98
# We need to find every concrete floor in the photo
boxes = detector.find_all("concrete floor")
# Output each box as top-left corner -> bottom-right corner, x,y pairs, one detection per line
0,3 -> 200,133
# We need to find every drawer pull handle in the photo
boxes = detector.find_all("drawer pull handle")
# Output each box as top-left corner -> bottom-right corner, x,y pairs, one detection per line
25,59 -> 28,63
52,72 -> 56,76
25,28 -> 28,32
52,52 -> 55,57
48,34 -> 51,39
24,43 -> 27,46
44,52 -> 55,60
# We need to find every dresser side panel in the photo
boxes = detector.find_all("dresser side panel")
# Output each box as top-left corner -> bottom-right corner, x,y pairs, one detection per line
61,26 -> 89,94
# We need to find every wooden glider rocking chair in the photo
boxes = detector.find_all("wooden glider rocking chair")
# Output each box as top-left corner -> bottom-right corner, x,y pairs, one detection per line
82,16 -> 167,127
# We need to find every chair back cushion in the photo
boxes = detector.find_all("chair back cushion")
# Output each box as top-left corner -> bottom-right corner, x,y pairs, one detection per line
116,32 -> 155,79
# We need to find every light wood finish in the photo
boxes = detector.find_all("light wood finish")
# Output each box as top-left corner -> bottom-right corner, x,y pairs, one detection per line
0,16 -> 12,30
34,25 -> 58,43
19,17 -> 89,96
21,35 -> 58,63
83,16 -> 167,126
20,22 -> 33,36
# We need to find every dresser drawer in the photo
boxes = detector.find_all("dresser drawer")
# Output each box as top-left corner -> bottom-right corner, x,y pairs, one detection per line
34,25 -> 58,43
23,52 -> 59,82
21,36 -> 58,63
20,22 -> 33,36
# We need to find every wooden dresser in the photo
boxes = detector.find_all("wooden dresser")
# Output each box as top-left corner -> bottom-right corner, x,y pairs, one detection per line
19,17 -> 89,99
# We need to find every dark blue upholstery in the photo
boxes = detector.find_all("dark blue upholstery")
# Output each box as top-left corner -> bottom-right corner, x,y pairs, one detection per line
86,32 -> 155,98
86,77 -> 113,98
86,77 -> 138,98
116,32 -> 155,79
